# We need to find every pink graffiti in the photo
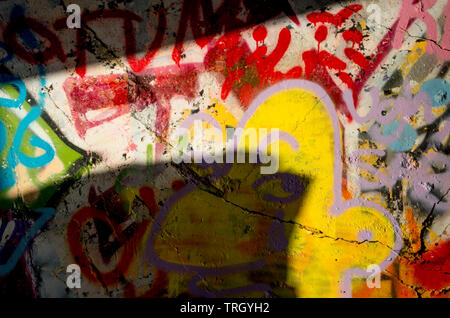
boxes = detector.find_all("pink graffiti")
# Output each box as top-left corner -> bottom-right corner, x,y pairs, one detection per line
393,0 -> 450,60
63,74 -> 129,138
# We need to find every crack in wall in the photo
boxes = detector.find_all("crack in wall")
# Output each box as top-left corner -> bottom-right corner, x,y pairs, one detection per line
170,160 -> 396,251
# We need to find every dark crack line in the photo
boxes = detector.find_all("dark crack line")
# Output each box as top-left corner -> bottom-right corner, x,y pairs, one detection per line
59,0 -> 125,70
418,187 -> 450,256
220,194 -> 391,248
386,268 -> 450,297
385,269 -> 425,298
45,89 -> 79,135
168,159 -> 394,250
400,27 -> 450,53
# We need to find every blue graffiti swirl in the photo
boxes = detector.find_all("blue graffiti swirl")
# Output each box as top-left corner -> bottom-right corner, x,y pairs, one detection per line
0,6 -> 55,191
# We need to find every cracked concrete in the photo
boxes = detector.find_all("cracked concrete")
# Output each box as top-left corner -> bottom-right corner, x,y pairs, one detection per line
0,0 -> 448,298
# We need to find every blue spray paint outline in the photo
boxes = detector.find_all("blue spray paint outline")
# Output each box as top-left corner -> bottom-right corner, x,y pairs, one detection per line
0,5 -> 55,190
0,120 -> 6,152
0,207 -> 55,275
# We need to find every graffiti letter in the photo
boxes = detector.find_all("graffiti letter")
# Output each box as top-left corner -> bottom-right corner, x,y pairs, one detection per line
393,0 -> 438,57
4,6 -> 66,64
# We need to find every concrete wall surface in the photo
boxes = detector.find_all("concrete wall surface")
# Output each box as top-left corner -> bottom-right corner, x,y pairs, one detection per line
0,0 -> 449,298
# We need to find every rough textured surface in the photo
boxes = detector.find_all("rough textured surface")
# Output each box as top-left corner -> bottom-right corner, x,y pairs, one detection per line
0,0 -> 449,298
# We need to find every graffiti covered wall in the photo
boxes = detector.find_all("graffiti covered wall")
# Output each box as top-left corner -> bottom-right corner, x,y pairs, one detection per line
0,0 -> 449,298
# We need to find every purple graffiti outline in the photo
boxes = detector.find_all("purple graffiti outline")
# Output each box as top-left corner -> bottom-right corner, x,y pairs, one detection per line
146,79 -> 402,298
147,100 -> 303,296
343,82 -> 434,147
176,112 -> 223,135
148,87 -> 305,296
144,179 -> 270,297
233,79 -> 403,298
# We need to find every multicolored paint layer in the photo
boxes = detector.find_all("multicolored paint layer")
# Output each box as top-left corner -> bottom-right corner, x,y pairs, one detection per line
0,0 -> 448,298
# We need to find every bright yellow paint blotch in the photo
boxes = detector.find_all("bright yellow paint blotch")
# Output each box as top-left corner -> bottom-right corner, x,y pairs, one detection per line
239,88 -> 396,297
